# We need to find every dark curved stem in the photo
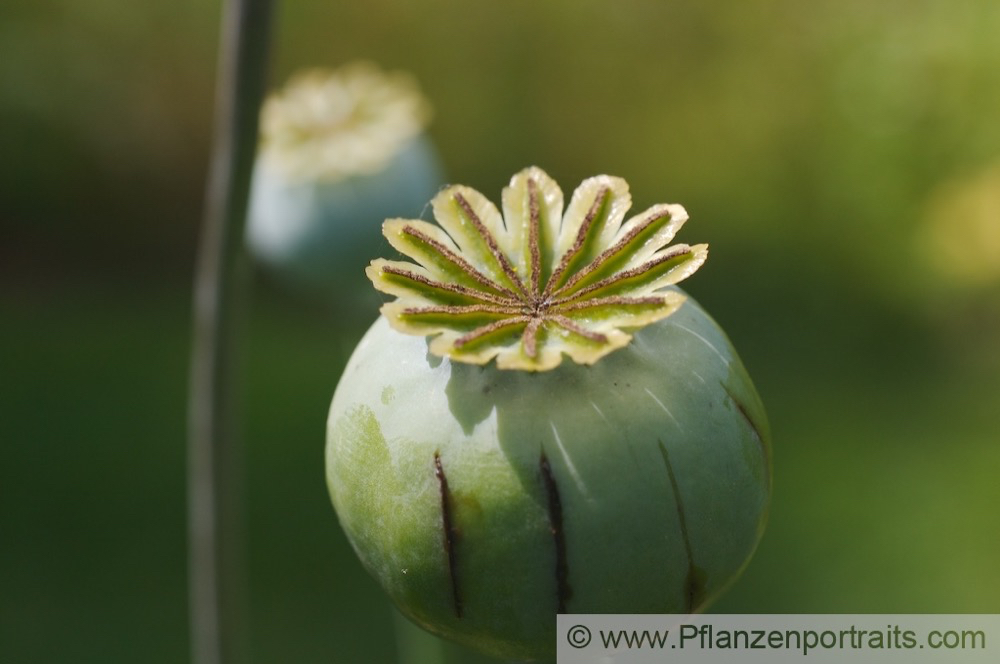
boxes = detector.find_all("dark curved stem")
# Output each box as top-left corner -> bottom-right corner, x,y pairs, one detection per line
187,1 -> 274,663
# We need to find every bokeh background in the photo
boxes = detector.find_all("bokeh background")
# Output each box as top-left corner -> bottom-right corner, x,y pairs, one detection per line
3,1 -> 999,662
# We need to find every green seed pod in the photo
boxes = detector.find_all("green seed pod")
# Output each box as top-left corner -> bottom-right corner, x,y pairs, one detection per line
326,168 -> 770,661
247,63 -> 444,298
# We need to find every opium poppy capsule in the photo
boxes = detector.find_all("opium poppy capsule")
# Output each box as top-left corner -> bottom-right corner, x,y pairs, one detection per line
247,63 -> 445,302
326,167 -> 771,661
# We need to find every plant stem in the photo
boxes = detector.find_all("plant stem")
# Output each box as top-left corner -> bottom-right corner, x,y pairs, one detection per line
394,610 -> 449,664
187,1 -> 273,664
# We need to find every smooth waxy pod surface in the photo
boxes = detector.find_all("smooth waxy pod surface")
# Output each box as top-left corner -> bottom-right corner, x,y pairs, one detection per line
327,299 -> 770,661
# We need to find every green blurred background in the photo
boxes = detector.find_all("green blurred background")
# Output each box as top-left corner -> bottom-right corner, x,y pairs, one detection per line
3,1 -> 999,662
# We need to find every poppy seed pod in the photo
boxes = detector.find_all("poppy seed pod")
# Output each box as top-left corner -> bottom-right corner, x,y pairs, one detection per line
326,168 -> 770,661
247,63 -> 445,298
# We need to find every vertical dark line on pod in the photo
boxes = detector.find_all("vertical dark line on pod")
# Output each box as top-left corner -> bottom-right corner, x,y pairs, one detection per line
540,452 -> 571,612
722,384 -> 770,483
658,441 -> 705,613
433,452 -> 462,617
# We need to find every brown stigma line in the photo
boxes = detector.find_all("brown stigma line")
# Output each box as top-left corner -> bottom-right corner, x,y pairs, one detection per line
453,192 -> 528,300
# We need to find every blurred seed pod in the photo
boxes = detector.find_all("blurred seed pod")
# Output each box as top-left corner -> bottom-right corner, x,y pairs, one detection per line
247,63 -> 446,306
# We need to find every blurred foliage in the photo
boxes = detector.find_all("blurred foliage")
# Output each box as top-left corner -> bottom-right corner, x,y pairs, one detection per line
2,0 -> 999,662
